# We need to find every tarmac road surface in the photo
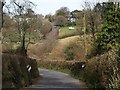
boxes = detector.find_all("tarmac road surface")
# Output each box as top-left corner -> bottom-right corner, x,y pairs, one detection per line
23,68 -> 88,90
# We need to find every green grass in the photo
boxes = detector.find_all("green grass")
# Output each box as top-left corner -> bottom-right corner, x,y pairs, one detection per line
2,30 -> 42,50
58,26 -> 77,39
3,31 -> 41,42
40,66 -> 71,74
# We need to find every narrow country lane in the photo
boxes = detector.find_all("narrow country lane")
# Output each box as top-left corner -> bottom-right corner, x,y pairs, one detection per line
23,69 -> 88,90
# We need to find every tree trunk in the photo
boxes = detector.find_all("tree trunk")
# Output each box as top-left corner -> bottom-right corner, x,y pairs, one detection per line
0,1 -> 3,89
0,1 -> 3,30
91,16 -> 95,41
20,32 -> 27,56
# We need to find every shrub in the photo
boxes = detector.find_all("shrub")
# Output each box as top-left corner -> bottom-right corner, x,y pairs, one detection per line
70,62 -> 86,81
86,44 -> 100,59
2,54 -> 39,89
85,50 -> 120,89
64,45 -> 74,60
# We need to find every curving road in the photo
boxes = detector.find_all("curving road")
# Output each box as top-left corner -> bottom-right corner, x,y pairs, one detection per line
23,69 -> 88,90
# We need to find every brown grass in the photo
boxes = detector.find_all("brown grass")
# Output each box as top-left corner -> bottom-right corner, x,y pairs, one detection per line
27,35 -> 80,61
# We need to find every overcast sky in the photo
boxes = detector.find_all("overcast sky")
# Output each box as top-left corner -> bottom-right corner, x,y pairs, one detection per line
5,0 -> 108,16
30,0 -> 108,16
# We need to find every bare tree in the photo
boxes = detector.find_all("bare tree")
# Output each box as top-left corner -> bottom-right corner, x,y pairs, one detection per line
84,2 -> 96,40
39,19 -> 52,39
0,0 -> 5,30
4,0 -> 35,55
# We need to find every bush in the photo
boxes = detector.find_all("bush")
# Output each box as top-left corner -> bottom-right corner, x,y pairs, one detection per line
70,62 -> 86,81
2,54 -> 39,89
64,45 -> 74,60
70,62 -> 85,74
85,50 -> 120,89
86,44 -> 100,59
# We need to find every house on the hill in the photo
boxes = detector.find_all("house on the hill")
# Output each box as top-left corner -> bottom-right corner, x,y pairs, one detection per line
69,10 -> 83,23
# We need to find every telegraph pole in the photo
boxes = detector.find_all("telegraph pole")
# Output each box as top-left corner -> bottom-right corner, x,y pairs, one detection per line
83,12 -> 87,59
